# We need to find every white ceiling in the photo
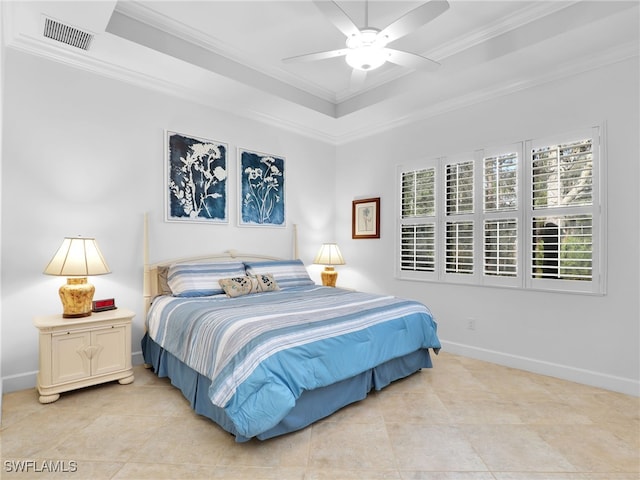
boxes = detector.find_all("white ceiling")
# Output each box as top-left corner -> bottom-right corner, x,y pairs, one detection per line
3,1 -> 639,144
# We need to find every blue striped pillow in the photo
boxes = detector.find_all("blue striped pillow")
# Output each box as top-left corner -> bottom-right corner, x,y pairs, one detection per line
244,259 -> 314,288
167,261 -> 246,297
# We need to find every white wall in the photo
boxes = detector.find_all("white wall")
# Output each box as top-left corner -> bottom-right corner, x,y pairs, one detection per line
334,57 -> 639,395
1,50 -> 336,391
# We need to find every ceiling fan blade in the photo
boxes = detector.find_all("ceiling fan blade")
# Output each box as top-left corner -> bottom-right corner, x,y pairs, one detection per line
378,0 -> 450,44
384,48 -> 440,71
312,0 -> 360,38
282,48 -> 348,64
349,68 -> 367,91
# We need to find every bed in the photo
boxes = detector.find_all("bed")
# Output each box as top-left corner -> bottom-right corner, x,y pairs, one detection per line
142,242 -> 440,442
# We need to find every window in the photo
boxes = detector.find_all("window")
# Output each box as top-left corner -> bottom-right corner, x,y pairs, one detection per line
446,161 -> 473,214
402,168 -> 435,217
481,147 -> 521,287
397,127 -> 604,294
399,166 -> 437,279
484,152 -> 518,212
445,221 -> 474,274
531,139 -> 592,209
532,214 -> 592,280
528,134 -> 598,292
444,159 -> 475,278
484,219 -> 518,277
401,224 -> 435,272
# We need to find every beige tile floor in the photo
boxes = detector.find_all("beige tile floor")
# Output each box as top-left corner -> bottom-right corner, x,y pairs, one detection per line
1,351 -> 638,480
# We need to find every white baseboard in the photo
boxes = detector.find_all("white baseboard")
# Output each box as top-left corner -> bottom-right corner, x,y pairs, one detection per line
441,340 -> 640,397
2,350 -> 147,394
132,350 -> 144,366
2,370 -> 37,394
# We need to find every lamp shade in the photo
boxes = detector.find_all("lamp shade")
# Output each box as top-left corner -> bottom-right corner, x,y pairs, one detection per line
313,243 -> 345,266
44,237 -> 111,277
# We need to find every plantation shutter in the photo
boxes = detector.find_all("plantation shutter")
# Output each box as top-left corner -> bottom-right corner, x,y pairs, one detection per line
483,150 -> 519,281
400,167 -> 436,274
445,221 -> 474,273
530,136 -> 595,285
396,127 -> 602,294
484,219 -> 518,276
401,224 -> 435,272
445,161 -> 474,275
402,169 -> 435,217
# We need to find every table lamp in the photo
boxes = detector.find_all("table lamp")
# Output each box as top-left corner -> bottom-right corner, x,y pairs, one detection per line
44,237 -> 111,318
313,243 -> 345,287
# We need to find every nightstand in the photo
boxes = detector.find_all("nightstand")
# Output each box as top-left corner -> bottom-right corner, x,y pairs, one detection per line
33,308 -> 135,403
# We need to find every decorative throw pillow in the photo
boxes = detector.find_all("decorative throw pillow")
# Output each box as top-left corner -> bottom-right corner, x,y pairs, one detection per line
219,276 -> 261,298
254,273 -> 280,292
219,274 -> 280,297
167,261 -> 246,297
244,260 -> 314,288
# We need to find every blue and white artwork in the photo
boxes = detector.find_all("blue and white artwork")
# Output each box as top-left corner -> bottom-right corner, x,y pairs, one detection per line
239,149 -> 285,227
166,131 -> 228,223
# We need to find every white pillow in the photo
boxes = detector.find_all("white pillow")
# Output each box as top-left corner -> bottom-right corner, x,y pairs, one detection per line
167,261 -> 245,297
243,260 -> 314,288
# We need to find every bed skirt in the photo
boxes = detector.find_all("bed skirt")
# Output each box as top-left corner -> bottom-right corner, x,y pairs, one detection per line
141,333 -> 433,442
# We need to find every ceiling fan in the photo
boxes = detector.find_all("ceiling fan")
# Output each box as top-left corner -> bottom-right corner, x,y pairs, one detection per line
283,0 -> 450,90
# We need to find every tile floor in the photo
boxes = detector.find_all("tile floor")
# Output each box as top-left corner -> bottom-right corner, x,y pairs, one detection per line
1,351 -> 638,479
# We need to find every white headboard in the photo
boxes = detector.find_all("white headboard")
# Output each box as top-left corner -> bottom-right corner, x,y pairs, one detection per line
142,214 -> 298,313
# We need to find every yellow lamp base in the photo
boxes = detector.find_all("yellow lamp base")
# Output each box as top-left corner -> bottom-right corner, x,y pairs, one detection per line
59,277 -> 95,318
320,267 -> 338,287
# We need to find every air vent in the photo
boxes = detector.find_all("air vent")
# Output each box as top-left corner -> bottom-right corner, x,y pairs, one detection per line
43,17 -> 93,51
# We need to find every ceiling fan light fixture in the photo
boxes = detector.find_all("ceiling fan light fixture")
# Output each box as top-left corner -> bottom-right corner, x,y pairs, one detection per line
345,28 -> 388,71
345,45 -> 387,71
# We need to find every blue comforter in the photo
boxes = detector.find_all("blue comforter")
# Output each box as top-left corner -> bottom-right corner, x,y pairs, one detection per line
146,285 -> 440,438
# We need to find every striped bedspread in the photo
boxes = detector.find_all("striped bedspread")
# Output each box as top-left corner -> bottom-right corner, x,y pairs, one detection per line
146,285 -> 440,438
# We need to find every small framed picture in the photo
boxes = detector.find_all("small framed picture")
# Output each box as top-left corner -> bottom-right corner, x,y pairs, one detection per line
352,197 -> 380,239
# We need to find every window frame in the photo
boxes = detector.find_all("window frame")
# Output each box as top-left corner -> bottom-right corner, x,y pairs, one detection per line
395,126 -> 605,295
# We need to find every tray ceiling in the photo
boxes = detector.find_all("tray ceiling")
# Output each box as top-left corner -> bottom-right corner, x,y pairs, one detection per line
3,1 -> 638,143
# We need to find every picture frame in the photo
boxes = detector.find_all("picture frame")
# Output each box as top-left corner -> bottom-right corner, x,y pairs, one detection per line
165,131 -> 228,223
352,197 -> 380,239
238,148 -> 286,227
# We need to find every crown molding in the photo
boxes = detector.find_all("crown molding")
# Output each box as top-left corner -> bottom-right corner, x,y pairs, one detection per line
332,41 -> 639,145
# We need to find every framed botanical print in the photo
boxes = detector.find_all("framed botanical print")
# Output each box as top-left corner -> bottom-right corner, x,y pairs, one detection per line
165,131 -> 228,223
352,197 -> 380,239
239,148 -> 285,227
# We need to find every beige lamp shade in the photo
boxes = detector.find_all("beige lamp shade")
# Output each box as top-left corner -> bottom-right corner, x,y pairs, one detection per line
44,237 -> 111,277
313,243 -> 345,287
44,237 -> 111,318
313,243 -> 345,266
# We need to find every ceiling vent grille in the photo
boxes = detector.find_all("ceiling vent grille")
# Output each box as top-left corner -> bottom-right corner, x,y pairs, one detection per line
43,17 -> 93,50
